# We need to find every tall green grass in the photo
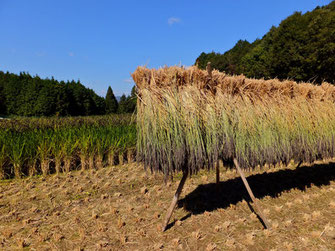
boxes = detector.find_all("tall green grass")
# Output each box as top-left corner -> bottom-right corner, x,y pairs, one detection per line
0,114 -> 136,179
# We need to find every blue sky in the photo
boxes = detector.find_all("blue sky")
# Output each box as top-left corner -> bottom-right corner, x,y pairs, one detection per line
0,0 -> 332,97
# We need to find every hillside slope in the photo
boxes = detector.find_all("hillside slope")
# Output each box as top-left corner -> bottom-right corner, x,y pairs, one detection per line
196,1 -> 335,83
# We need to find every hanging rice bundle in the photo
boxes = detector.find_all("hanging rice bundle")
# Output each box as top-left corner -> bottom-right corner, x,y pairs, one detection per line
132,66 -> 335,176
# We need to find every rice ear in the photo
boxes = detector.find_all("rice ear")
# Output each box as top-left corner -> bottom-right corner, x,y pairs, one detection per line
133,66 -> 335,177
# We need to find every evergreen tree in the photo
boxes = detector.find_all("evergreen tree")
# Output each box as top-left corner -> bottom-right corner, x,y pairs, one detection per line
117,87 -> 137,114
118,94 -> 128,114
0,81 -> 6,115
105,86 -> 118,114
54,83 -> 69,116
127,86 -> 137,113
91,90 -> 106,115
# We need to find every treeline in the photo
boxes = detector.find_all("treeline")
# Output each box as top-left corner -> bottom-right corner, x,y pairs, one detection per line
105,86 -> 136,114
0,71 -> 136,116
196,1 -> 335,83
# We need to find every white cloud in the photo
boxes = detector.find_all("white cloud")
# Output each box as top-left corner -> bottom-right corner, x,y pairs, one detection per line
123,77 -> 134,83
69,52 -> 74,57
168,17 -> 181,25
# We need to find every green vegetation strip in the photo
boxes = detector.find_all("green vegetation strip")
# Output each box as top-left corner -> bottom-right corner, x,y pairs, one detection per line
0,114 -> 136,179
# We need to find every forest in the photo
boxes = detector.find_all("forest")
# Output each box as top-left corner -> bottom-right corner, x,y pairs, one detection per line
0,71 -> 136,117
196,1 -> 335,83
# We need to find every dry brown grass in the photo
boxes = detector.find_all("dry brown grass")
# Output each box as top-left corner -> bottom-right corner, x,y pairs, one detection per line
0,161 -> 334,250
132,66 -> 335,101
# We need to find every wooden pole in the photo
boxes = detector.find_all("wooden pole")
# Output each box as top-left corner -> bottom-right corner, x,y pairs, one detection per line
162,171 -> 188,232
296,160 -> 303,169
206,62 -> 212,78
216,162 -> 220,184
233,158 -> 271,229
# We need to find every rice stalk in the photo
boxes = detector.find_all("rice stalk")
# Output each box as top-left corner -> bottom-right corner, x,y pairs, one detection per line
132,66 -> 335,176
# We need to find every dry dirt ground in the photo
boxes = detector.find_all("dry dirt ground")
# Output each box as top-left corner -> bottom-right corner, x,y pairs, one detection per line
0,160 -> 335,250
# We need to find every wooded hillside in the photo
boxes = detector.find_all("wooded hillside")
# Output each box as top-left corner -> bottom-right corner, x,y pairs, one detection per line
196,1 -> 335,83
0,71 -> 136,117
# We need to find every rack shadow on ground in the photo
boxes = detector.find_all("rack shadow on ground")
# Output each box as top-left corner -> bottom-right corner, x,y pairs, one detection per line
177,162 -> 335,215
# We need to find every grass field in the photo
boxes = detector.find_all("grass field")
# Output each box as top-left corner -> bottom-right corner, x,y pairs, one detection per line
0,160 -> 334,250
0,114 -> 136,179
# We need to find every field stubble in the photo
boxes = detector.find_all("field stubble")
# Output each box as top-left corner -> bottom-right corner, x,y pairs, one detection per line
0,160 -> 334,250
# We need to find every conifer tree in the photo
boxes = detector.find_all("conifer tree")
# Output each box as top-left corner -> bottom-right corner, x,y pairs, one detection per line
0,82 -> 6,115
117,87 -> 137,114
128,86 -> 137,113
105,86 -> 118,114
117,94 -> 127,114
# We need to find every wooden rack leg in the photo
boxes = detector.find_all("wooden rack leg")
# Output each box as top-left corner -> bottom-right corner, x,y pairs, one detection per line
162,171 -> 188,232
296,160 -> 303,169
233,158 -> 271,229
216,162 -> 220,184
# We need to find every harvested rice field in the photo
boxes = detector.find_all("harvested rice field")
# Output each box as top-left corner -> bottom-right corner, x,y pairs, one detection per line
0,161 -> 334,250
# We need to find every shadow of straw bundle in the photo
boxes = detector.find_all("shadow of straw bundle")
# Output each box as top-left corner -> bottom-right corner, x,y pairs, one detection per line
132,66 -> 335,176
